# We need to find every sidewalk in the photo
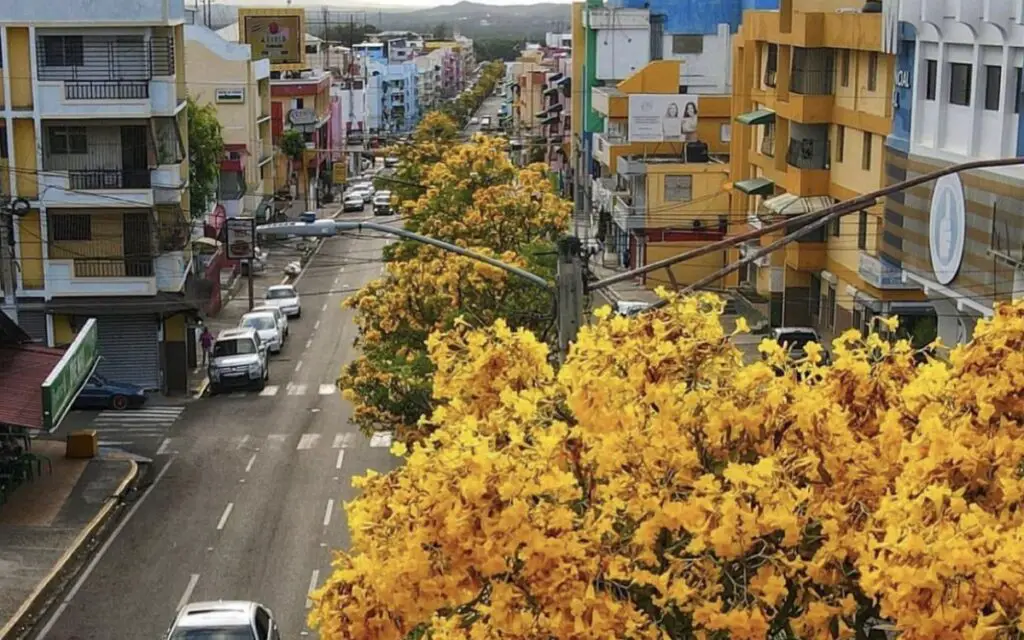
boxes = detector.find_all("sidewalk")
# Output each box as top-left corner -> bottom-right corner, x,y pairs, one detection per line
0,440 -> 138,638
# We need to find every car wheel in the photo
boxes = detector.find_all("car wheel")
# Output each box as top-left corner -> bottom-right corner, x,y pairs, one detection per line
255,377 -> 266,391
111,394 -> 129,410
208,384 -> 220,396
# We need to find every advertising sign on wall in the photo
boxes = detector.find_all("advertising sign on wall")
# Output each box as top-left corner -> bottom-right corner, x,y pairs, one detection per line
215,88 -> 245,103
928,173 -> 966,285
226,217 -> 257,260
627,94 -> 700,143
240,10 -> 305,66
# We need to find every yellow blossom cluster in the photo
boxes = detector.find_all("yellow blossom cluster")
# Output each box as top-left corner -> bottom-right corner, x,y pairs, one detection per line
316,293 -> 1024,639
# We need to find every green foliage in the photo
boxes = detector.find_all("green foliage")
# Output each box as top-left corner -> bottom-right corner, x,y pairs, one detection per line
473,38 -> 524,62
280,130 -> 306,160
321,23 -> 379,48
187,97 -> 224,220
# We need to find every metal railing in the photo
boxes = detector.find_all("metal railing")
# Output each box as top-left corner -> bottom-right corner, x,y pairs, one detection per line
66,81 -> 149,100
760,131 -> 776,158
43,134 -> 152,189
36,35 -> 174,82
785,138 -> 829,171
67,169 -> 152,190
73,258 -> 154,278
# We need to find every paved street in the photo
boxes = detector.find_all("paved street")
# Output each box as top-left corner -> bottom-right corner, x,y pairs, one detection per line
463,94 -> 504,135
30,224 -> 401,639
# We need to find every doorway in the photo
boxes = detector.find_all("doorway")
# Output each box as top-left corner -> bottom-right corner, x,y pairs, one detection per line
123,212 -> 153,277
120,125 -> 150,188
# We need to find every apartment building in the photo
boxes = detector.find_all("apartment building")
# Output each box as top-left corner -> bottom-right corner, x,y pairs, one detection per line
730,0 -> 926,333
364,58 -> 420,135
185,25 -> 274,220
415,49 -> 447,112
880,0 -> 1024,347
0,0 -> 198,393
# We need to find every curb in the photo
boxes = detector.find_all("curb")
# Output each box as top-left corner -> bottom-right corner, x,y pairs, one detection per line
0,459 -> 140,640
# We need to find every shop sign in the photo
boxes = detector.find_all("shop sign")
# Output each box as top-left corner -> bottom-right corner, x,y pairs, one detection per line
226,217 -> 257,260
216,88 -> 246,103
42,318 -> 98,431
928,173 -> 966,285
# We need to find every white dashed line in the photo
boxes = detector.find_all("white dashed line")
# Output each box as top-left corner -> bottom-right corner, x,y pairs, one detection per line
333,277 -> 340,287
323,499 -> 335,527
156,438 -> 171,455
295,360 -> 304,373
297,433 -> 321,450
236,435 -> 250,450
306,570 -> 320,609
306,338 -> 313,349
335,449 -> 345,470
244,453 -> 257,473
321,303 -> 327,312
314,320 -> 320,330
177,574 -> 200,611
287,383 -> 307,396
216,503 -> 234,531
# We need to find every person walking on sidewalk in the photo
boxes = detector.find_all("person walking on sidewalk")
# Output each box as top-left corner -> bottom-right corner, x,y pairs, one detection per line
200,327 -> 215,367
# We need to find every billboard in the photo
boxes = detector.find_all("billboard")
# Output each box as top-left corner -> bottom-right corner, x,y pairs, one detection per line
42,318 -> 99,431
226,217 -> 257,260
239,9 -> 305,67
627,94 -> 700,143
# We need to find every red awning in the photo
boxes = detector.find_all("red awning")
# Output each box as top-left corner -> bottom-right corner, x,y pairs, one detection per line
0,344 -> 67,430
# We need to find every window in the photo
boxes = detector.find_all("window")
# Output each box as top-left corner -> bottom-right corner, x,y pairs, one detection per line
836,125 -> 845,162
984,65 -> 1002,111
50,214 -> 91,241
1016,67 -> 1023,114
924,59 -> 937,100
0,127 -> 7,159
764,43 -> 778,87
840,50 -> 850,87
867,52 -> 879,91
720,123 -> 732,143
664,175 -> 693,202
41,35 -> 84,67
861,131 -> 872,171
831,217 -> 841,238
47,127 -> 88,155
949,62 -> 972,106
858,210 -> 868,250
295,98 -> 305,110
672,35 -> 703,55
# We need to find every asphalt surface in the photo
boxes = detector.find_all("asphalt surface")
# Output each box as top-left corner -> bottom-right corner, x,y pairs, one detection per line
463,94 -> 504,136
32,206 -> 401,639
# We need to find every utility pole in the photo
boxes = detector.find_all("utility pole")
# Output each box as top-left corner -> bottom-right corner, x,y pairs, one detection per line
556,236 -> 584,362
0,198 -> 30,314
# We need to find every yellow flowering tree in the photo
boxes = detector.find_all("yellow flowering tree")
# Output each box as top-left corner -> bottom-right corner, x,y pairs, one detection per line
317,295 -> 1024,639
379,112 -> 461,205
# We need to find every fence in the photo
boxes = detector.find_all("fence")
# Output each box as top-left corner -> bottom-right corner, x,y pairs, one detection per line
35,35 -> 175,83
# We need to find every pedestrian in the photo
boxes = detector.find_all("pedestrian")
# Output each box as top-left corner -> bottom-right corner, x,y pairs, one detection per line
200,326 -> 214,367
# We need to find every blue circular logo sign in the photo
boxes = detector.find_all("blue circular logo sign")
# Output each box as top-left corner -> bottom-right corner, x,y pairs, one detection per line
928,173 -> 966,285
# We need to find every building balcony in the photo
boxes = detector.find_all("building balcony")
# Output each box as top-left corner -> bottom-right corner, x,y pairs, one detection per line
35,36 -> 182,118
783,135 -> 831,196
590,86 -> 627,118
785,240 -> 827,272
584,7 -> 649,29
612,194 -> 645,231
858,251 -> 917,290
740,9 -> 882,51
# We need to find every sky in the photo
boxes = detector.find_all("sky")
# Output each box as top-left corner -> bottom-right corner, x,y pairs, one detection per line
216,0 -> 570,8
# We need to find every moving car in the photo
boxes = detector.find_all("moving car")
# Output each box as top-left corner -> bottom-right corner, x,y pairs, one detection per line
373,190 -> 393,216
480,116 -> 492,131
208,328 -> 269,394
72,373 -> 147,410
251,305 -> 289,341
165,600 -> 280,640
263,284 -> 302,318
299,210 -> 317,223
239,311 -> 283,354
469,116 -> 480,125
343,192 -> 364,212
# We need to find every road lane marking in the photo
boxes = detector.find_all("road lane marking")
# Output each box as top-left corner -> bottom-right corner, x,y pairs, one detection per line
319,384 -> 336,396
217,503 -> 234,530
334,433 -> 356,449
306,338 -> 313,349
297,433 -> 321,450
245,453 -> 257,473
266,434 -> 287,450
369,431 -> 393,448
287,383 -> 307,396
323,499 -> 335,527
98,441 -> 132,447
36,460 -> 177,639
335,449 -> 345,470
156,438 -> 172,455
259,385 -> 279,396
321,303 -> 327,312
333,276 -> 340,287
314,320 -> 320,330
236,435 -> 251,449
295,360 -> 304,373
306,570 -> 320,609
177,574 -> 200,611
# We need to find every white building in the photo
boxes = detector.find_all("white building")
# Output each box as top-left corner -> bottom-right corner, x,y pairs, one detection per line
545,32 -> 572,49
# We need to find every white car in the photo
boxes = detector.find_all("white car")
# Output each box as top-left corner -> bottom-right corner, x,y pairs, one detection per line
343,193 -> 364,212
469,116 -> 480,125
251,305 -> 288,341
239,311 -> 282,354
165,600 -> 280,640
264,284 -> 301,318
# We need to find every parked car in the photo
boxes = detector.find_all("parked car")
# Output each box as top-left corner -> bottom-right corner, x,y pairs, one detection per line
343,193 -> 365,212
767,327 -> 833,370
263,284 -> 302,318
480,116 -> 492,130
72,373 -> 147,410
208,329 -> 269,394
373,191 -> 393,215
239,311 -> 283,354
251,305 -> 289,341
469,116 -> 480,125
165,600 -> 280,640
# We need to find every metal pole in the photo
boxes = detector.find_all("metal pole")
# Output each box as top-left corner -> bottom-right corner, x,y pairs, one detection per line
247,259 -> 255,311
556,236 -> 583,361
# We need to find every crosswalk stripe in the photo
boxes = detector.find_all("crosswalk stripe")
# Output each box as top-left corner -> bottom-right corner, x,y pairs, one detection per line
287,384 -> 307,396
318,384 -> 336,396
333,433 -> 357,449
369,431 -> 393,448
266,434 -> 288,450
95,416 -> 177,423
297,433 -> 321,450
260,385 -> 280,397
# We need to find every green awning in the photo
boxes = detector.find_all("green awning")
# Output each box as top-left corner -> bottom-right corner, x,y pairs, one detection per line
734,177 -> 775,196
735,109 -> 776,125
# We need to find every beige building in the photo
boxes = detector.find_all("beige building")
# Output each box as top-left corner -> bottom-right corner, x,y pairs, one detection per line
185,25 -> 274,219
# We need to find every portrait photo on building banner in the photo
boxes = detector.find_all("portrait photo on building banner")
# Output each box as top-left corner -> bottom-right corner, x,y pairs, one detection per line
627,94 -> 700,143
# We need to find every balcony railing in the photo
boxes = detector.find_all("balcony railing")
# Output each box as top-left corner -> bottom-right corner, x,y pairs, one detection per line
74,258 -> 154,278
760,132 -> 776,158
36,36 -> 175,83
66,81 -> 149,100
785,138 -> 829,171
43,132 -> 153,190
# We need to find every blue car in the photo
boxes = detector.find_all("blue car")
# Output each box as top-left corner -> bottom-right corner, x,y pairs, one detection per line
72,373 -> 147,411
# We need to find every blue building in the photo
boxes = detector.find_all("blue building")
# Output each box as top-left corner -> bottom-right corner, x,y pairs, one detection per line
365,58 -> 420,135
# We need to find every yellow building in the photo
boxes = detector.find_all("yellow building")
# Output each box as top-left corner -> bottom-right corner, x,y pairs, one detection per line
1,2 -> 197,394
589,60 -> 737,289
730,0 -> 923,333
186,25 -> 275,219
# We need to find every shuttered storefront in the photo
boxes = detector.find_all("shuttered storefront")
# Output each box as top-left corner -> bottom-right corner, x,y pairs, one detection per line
16,309 -> 48,343
94,315 -> 161,390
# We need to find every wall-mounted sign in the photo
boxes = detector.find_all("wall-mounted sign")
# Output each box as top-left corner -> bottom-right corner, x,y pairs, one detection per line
928,173 -> 966,285
226,217 -> 257,260
289,109 -> 317,126
239,9 -> 305,66
332,163 -> 347,184
627,94 -> 700,143
216,88 -> 245,103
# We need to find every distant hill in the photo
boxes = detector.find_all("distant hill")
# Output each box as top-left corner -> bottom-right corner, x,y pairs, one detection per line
198,2 -> 571,39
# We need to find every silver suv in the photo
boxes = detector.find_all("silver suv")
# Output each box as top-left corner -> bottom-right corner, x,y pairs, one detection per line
166,600 -> 280,640
208,328 -> 269,394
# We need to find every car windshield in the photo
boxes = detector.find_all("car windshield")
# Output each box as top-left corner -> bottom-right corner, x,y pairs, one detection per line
169,627 -> 255,640
213,339 -> 256,357
266,289 -> 294,300
241,316 -> 276,331
777,332 -> 819,350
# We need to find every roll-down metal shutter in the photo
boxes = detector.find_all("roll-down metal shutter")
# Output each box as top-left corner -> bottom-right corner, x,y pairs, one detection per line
95,315 -> 161,390
17,310 -> 48,343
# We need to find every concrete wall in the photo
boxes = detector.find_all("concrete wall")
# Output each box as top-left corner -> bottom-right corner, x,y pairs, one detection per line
0,0 -> 185,25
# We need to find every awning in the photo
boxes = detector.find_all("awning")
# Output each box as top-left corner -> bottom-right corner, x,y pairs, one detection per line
538,103 -> 564,117
735,109 -> 776,125
734,177 -> 775,196
540,115 -> 560,126
543,86 -> 560,96
547,72 -> 564,84
192,237 -> 222,249
46,292 -> 199,316
761,193 -> 834,216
